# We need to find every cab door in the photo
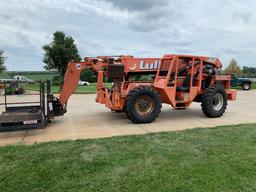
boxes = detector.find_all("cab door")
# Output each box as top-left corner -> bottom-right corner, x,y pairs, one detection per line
230,74 -> 238,87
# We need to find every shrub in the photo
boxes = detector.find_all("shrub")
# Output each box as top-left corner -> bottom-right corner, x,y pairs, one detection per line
52,75 -> 61,85
5,86 -> 16,95
80,69 -> 97,82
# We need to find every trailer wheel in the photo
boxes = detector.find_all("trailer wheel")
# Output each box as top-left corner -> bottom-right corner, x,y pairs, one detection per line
125,86 -> 162,123
242,83 -> 251,90
201,84 -> 227,118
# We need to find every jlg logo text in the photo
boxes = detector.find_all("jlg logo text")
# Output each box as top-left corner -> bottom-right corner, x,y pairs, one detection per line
140,60 -> 160,70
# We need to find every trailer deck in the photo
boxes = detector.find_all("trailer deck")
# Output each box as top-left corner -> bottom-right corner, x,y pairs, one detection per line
0,81 -> 52,132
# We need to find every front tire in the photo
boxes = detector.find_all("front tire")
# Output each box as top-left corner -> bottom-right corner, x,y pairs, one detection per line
125,86 -> 162,123
201,84 -> 227,118
242,83 -> 251,90
111,109 -> 123,113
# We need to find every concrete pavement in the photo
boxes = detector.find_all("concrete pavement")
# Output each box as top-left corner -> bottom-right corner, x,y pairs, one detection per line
0,90 -> 255,146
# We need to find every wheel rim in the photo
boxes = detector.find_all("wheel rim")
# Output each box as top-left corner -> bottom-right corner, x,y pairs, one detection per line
212,93 -> 224,111
244,84 -> 249,90
135,95 -> 154,116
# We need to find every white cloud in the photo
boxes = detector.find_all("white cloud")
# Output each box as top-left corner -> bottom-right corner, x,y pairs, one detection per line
0,0 -> 256,71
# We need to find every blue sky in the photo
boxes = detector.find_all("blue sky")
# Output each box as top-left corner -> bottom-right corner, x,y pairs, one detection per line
0,0 -> 255,71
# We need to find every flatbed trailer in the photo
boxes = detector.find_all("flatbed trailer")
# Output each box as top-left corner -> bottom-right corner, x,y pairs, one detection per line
0,81 -> 54,132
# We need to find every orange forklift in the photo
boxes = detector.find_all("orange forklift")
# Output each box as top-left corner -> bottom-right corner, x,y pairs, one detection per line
50,54 -> 236,124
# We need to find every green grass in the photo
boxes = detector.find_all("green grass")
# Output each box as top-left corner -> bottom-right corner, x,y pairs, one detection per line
1,71 -> 112,94
0,71 -> 59,81
22,74 -> 58,81
1,123 -> 256,192
23,82 -> 254,94
24,83 -> 112,94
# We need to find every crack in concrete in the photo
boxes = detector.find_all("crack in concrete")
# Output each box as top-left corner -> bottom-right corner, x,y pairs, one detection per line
21,130 -> 28,143
137,124 -> 151,134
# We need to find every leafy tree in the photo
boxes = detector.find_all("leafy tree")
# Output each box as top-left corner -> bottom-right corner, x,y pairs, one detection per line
0,50 -> 6,73
80,69 -> 97,82
224,58 -> 242,76
43,31 -> 81,80
242,66 -> 256,78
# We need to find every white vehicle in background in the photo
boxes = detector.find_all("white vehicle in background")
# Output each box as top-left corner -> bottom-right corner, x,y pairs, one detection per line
78,80 -> 90,86
0,75 -> 35,83
12,76 -> 35,83
0,75 -> 35,95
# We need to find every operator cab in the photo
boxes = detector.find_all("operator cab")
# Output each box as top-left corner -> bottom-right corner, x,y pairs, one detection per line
175,57 -> 200,92
159,56 -> 201,91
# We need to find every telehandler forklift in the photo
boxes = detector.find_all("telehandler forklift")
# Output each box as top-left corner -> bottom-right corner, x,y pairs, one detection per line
51,54 -> 236,124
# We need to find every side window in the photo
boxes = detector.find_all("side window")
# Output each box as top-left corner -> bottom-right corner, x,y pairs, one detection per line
192,59 -> 201,87
231,74 -> 237,80
177,57 -> 193,76
159,59 -> 172,76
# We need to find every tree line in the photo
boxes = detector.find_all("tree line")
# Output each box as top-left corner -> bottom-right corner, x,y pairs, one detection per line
223,58 -> 256,78
1,31 -> 256,80
0,50 -> 6,74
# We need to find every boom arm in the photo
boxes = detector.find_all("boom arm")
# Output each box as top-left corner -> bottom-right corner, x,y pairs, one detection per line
53,55 -> 161,116
59,61 -> 92,105
58,56 -> 110,106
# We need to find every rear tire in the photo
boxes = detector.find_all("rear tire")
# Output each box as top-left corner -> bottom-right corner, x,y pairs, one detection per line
242,83 -> 251,90
201,84 -> 227,118
125,86 -> 162,123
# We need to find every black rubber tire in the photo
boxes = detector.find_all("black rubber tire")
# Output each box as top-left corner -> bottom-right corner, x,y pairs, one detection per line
201,84 -> 227,118
242,83 -> 251,90
125,86 -> 162,123
111,109 -> 123,113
